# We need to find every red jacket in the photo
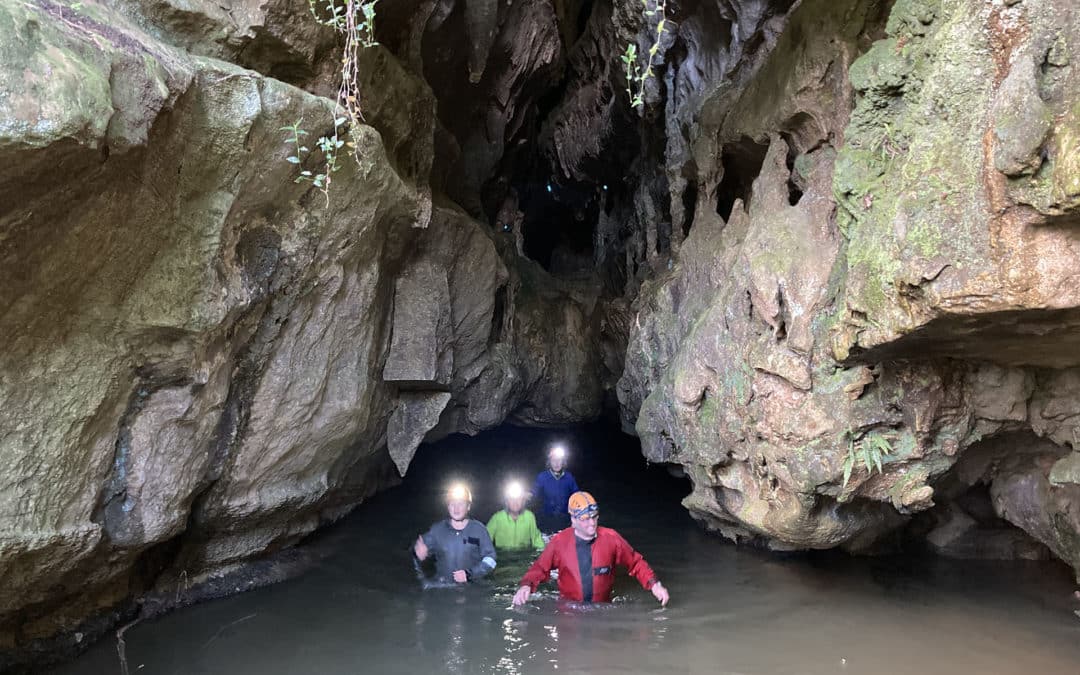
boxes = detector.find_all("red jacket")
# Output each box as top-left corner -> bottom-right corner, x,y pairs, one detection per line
519,527 -> 657,602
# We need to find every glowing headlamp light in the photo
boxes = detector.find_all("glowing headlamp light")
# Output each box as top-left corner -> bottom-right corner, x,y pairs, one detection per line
447,483 -> 471,503
549,445 -> 567,461
504,481 -> 525,500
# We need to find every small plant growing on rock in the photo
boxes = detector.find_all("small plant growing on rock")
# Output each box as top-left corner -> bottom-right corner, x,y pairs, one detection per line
622,0 -> 669,108
842,430 -> 893,487
284,0 -> 378,201
281,117 -> 347,202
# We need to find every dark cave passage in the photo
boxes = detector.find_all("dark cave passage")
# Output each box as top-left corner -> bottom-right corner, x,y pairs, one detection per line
517,177 -> 602,272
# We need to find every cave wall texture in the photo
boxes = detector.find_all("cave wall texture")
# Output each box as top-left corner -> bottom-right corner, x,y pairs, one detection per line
620,0 -> 1080,573
2,0 -> 1080,665
0,0 -> 604,660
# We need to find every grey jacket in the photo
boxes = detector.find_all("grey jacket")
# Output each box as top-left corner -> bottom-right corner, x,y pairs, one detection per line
419,519 -> 497,582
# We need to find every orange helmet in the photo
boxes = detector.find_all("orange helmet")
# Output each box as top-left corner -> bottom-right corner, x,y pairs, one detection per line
567,491 -> 598,517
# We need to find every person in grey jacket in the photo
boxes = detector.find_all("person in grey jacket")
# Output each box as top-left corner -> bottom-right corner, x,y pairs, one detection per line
414,484 -> 497,583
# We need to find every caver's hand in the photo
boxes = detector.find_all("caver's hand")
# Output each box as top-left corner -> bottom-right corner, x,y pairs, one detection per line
651,582 -> 669,606
414,536 -> 429,561
512,586 -> 531,606
453,570 -> 468,583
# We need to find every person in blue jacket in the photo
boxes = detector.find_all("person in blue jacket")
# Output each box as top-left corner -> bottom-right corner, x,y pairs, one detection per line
532,444 -> 579,532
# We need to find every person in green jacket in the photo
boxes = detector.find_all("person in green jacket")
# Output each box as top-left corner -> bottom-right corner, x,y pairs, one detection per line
487,480 -> 545,551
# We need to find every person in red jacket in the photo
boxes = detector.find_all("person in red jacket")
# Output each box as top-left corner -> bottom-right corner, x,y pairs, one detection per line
512,491 -> 670,606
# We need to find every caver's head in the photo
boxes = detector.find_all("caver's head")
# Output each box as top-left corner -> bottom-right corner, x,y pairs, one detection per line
547,444 -> 567,473
504,481 -> 526,515
446,484 -> 472,522
568,491 -> 599,540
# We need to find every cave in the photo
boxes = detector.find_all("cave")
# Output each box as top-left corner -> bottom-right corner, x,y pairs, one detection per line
714,136 -> 770,221
518,176 -> 600,273
4,0 -> 1080,672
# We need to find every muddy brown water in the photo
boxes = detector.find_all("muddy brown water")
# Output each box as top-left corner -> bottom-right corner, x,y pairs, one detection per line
49,425 -> 1080,675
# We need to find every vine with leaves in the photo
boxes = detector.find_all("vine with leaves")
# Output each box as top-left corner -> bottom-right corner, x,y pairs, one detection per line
622,0 -> 668,108
282,0 -> 378,203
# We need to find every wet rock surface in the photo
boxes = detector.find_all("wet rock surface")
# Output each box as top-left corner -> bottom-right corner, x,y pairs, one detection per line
618,0 -> 1080,580
0,0 -> 603,664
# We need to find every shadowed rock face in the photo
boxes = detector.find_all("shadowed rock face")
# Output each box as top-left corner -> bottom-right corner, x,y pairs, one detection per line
3,0 -> 1080,664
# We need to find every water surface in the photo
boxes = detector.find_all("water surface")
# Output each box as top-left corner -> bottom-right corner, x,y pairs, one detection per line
51,425 -> 1080,675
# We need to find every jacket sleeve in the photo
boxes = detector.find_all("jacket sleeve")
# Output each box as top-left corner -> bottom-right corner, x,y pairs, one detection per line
467,526 -> 498,580
419,524 -> 439,558
528,512 -> 545,550
519,538 -> 557,591
612,531 -> 657,590
531,473 -> 545,502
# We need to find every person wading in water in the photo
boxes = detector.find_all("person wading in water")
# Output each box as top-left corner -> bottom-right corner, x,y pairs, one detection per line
512,491 -> 670,606
531,444 -> 579,532
414,484 -> 497,584
487,480 -> 545,551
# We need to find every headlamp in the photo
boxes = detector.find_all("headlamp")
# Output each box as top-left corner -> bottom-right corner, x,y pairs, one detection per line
549,444 -> 567,461
504,481 -> 525,500
447,483 -> 471,503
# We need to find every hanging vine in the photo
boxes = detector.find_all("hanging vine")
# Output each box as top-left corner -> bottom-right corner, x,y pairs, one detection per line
282,0 -> 379,203
622,0 -> 669,108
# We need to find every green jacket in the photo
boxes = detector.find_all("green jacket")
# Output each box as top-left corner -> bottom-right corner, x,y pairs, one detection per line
486,509 -> 545,551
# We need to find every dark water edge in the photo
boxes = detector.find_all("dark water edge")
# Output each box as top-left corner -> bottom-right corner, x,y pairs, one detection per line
42,423 -> 1080,675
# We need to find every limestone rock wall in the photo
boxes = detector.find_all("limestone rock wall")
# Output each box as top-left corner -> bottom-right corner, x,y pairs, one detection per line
618,0 -> 1080,577
0,0 -> 603,660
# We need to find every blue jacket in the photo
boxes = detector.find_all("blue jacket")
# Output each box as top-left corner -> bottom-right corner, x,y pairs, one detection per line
532,470 -> 580,516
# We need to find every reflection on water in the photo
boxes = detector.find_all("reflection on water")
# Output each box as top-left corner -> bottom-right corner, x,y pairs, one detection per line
50,425 -> 1080,675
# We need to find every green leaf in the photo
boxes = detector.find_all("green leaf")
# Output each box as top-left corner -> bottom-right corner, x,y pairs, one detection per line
286,156 -> 300,164
301,170 -> 312,176
873,447 -> 883,474
842,451 -> 854,487
335,117 -> 347,127
299,146 -> 309,152
860,444 -> 873,474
